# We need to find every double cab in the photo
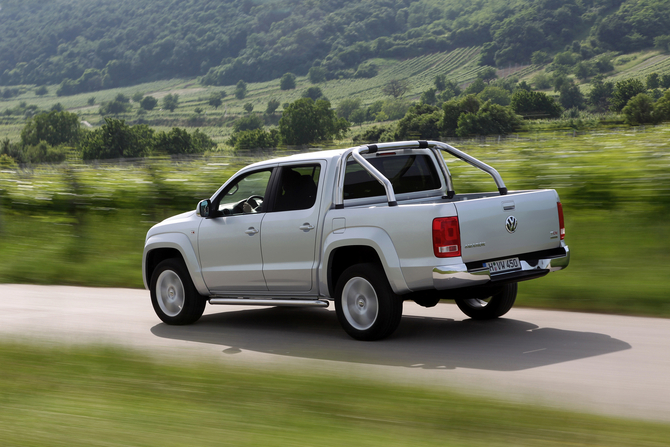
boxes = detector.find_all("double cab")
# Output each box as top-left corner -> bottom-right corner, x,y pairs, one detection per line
143,140 -> 569,340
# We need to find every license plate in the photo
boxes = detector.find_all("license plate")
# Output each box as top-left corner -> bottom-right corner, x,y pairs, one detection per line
486,257 -> 521,274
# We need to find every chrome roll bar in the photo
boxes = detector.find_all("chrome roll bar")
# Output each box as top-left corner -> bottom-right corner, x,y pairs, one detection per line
334,140 -> 507,209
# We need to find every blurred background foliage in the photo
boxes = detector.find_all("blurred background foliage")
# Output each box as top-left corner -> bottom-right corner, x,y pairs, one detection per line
1,124 -> 669,316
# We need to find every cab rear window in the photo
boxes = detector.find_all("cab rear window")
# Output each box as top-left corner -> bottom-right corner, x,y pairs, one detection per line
343,154 -> 441,200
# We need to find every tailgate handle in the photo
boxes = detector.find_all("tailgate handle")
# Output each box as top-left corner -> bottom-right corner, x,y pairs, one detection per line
502,201 -> 515,211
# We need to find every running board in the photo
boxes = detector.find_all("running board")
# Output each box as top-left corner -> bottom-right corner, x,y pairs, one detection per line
209,298 -> 329,308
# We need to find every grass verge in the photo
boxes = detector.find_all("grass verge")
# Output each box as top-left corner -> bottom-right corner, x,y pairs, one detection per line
1,341 -> 669,447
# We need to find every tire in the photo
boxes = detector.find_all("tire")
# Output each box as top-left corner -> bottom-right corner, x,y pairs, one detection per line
334,263 -> 403,341
150,258 -> 207,325
454,283 -> 517,320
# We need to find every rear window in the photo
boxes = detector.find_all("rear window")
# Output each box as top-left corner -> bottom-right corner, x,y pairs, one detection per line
343,154 -> 441,200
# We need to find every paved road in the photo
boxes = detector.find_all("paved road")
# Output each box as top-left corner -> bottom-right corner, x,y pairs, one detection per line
1,284 -> 669,423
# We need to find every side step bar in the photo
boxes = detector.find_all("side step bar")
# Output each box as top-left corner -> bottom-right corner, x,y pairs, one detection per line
209,298 -> 329,308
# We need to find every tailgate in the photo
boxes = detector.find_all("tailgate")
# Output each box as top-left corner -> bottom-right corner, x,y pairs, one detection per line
455,190 -> 561,263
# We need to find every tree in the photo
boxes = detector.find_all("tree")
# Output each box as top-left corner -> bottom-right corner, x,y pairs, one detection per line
395,104 -> 442,140
79,118 -> 154,160
463,78 -> 486,96
510,90 -> 562,119
308,67 -> 326,84
155,128 -> 193,155
243,103 -> 254,113
559,82 -> 585,110
279,98 -> 348,145
302,86 -> 326,101
162,94 -> 179,112
115,93 -> 130,103
132,92 -> 144,103
265,99 -> 280,114
646,73 -> 660,90
208,92 -> 223,109
350,108 -> 366,126
654,35 -> 670,52
441,95 -> 481,136
336,98 -> 361,120
477,66 -> 498,84
354,62 -> 378,79
477,86 -> 511,106
382,79 -> 409,98
228,128 -> 280,151
140,96 -> 158,111
610,78 -> 646,112
654,90 -> 670,122
587,76 -> 614,112
87,97 -> 95,106
456,101 -> 521,137
622,94 -> 656,125
100,100 -> 131,116
420,88 -> 437,105
35,86 -> 48,96
434,75 -> 446,92
280,73 -> 297,90
235,80 -> 247,100
233,114 -> 264,133
21,110 -> 80,147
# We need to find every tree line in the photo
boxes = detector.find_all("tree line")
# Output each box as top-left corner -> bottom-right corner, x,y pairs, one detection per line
1,0 -> 669,93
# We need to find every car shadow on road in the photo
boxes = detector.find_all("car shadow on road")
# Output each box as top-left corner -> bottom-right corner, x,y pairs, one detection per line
150,306 -> 631,371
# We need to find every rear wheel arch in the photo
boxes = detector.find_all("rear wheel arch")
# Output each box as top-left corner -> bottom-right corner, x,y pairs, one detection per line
327,245 -> 382,298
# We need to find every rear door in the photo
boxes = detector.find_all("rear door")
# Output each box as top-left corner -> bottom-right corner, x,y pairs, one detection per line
260,162 -> 323,292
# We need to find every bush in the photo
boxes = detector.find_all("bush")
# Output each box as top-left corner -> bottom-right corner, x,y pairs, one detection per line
622,94 -> 656,125
395,104 -> 442,140
280,73 -> 296,90
279,98 -> 348,145
21,110 -> 80,147
229,128 -> 280,151
233,114 -> 264,133
140,96 -> 158,111
455,101 -> 521,137
336,98 -> 361,120
610,78 -> 646,112
162,94 -> 179,112
80,118 -> 154,160
477,86 -> 511,106
510,90 -> 562,119
353,62 -> 378,79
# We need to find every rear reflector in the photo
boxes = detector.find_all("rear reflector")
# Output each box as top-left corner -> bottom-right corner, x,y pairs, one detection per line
433,217 -> 461,258
557,202 -> 565,240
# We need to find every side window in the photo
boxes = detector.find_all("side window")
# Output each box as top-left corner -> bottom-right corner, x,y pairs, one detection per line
343,154 -> 441,200
217,169 -> 272,215
273,164 -> 321,212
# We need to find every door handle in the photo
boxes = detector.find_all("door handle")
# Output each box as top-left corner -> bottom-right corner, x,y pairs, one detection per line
245,227 -> 259,235
299,223 -> 315,231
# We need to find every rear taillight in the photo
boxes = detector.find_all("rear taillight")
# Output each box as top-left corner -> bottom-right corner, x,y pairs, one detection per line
557,202 -> 565,240
433,217 -> 461,258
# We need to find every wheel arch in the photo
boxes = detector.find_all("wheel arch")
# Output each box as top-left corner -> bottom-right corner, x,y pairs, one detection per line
321,227 -> 410,298
142,233 -> 209,296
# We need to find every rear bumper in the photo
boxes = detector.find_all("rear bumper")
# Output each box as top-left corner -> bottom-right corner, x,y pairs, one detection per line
433,243 -> 570,290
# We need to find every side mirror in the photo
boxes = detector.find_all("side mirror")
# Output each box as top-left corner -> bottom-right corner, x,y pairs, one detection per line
197,199 -> 212,218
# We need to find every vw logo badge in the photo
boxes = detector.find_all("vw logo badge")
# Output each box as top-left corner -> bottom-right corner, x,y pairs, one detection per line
505,216 -> 518,233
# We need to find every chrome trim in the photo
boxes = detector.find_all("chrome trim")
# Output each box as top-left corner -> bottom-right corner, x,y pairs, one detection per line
209,298 -> 329,307
433,245 -> 570,290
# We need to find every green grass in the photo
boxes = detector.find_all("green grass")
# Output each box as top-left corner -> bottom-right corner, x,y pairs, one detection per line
1,341 -> 669,447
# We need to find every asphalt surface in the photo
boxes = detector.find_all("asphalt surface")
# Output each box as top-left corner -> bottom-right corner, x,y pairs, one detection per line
1,284 -> 669,423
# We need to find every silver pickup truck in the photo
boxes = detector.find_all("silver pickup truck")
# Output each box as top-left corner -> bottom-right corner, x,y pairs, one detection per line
143,140 -> 569,340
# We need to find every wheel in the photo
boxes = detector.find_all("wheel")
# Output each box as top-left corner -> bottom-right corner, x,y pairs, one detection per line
454,283 -> 517,320
150,258 -> 207,325
334,263 -> 403,341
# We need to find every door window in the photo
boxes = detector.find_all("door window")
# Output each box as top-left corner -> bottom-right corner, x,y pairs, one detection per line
273,165 -> 321,212
217,169 -> 272,215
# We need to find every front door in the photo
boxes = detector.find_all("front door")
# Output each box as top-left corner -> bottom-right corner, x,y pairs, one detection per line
198,168 -> 273,293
